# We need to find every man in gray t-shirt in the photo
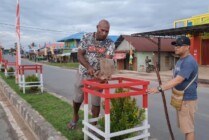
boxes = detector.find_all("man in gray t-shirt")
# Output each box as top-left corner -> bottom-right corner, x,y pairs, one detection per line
147,36 -> 198,140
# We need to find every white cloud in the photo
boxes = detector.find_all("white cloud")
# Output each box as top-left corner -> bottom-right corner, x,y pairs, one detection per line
0,0 -> 209,49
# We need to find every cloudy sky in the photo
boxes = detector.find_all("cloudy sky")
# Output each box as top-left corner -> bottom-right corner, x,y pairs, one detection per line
0,0 -> 209,50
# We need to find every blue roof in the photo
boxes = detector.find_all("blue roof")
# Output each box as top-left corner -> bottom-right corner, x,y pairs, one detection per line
108,35 -> 119,42
57,32 -> 119,43
57,32 -> 86,42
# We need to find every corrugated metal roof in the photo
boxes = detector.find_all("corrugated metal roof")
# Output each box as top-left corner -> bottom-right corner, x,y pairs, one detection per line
116,35 -> 175,52
57,32 -> 119,42
57,32 -> 86,42
131,23 -> 209,37
108,35 -> 119,42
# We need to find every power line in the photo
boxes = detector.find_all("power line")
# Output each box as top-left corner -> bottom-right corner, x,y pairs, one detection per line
0,22 -> 78,33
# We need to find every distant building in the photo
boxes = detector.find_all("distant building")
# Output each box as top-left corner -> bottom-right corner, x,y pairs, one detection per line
57,32 -> 119,62
57,32 -> 86,62
174,12 -> 209,65
114,35 -> 175,71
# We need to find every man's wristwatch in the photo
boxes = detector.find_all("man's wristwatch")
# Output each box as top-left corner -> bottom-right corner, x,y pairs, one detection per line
157,86 -> 163,92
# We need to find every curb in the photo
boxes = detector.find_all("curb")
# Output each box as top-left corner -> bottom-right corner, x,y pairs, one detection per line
198,79 -> 209,84
118,70 -> 209,85
0,78 -> 67,140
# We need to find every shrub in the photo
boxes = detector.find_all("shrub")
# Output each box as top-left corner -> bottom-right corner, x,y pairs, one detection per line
98,88 -> 146,140
25,74 -> 39,91
7,67 -> 15,78
1,64 -> 5,72
25,74 -> 39,82
7,67 -> 15,72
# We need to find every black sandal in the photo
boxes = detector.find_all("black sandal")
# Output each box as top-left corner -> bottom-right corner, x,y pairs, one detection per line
67,121 -> 77,130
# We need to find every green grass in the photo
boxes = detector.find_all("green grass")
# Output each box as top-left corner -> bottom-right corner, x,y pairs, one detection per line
0,73 -> 84,140
44,62 -> 79,69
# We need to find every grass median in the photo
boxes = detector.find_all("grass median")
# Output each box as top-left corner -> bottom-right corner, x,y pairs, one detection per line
0,72 -> 84,140
42,62 -> 79,69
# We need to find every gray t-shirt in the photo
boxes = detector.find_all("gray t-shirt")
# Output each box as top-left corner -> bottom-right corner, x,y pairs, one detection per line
78,32 -> 115,78
174,55 -> 198,100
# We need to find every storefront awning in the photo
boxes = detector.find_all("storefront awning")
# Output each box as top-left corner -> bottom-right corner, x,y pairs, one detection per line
113,53 -> 126,60
57,52 -> 71,57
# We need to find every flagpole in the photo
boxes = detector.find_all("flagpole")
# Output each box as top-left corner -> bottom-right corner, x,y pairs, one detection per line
16,0 -> 21,83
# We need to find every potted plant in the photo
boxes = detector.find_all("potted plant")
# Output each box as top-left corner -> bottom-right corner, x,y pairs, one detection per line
98,88 -> 146,140
25,74 -> 40,91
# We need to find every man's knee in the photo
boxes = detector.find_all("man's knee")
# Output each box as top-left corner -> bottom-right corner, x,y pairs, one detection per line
185,132 -> 195,140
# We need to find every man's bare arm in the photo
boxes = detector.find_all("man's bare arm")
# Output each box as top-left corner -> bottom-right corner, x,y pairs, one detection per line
105,55 -> 113,59
147,75 -> 185,94
161,75 -> 185,91
77,49 -> 95,75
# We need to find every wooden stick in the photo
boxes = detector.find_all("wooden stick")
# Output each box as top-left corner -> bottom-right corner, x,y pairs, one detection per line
152,54 -> 175,140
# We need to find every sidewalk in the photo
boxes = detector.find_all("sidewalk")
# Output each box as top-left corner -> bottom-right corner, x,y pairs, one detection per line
113,65 -> 209,85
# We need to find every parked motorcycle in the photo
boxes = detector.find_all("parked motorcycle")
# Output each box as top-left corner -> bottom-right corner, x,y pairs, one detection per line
146,63 -> 155,73
145,58 -> 154,73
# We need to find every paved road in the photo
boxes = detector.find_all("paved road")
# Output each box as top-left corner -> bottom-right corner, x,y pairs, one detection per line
5,55 -> 209,140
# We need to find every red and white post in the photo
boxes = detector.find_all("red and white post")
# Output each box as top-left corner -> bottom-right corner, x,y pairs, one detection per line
15,0 -> 21,83
82,77 -> 150,140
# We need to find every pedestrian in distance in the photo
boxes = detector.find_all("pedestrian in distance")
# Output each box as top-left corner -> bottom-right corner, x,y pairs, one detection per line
145,56 -> 150,67
147,36 -> 198,140
67,19 -> 115,130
